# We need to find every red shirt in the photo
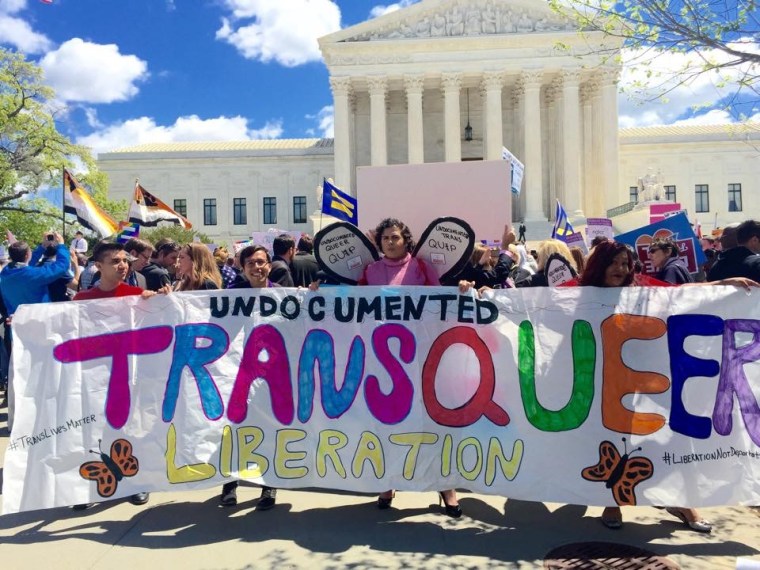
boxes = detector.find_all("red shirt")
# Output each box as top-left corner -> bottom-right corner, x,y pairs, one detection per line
74,282 -> 144,301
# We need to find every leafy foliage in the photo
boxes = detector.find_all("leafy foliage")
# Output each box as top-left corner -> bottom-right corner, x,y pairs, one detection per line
140,225 -> 211,246
549,0 -> 760,109
0,48 -> 121,243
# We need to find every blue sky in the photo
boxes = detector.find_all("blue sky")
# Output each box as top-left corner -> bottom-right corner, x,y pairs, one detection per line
1,0 -> 757,158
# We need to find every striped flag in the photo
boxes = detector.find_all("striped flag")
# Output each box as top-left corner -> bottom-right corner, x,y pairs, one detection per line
129,182 -> 192,229
551,199 -> 575,241
115,222 -> 140,244
63,169 -> 119,237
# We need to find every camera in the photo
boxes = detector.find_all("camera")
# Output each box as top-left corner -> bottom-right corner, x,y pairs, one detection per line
46,234 -> 55,241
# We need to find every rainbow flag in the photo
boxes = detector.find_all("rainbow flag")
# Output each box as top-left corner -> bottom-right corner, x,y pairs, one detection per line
63,169 -> 119,237
115,222 -> 140,244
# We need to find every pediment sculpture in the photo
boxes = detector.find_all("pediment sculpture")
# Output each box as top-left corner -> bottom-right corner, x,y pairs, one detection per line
342,1 -> 576,42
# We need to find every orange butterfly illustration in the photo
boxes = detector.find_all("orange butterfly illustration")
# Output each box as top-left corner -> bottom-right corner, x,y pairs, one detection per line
581,438 -> 654,506
79,439 -> 139,498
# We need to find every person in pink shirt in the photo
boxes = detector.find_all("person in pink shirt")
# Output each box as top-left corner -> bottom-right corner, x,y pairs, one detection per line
359,218 -> 438,287
363,218 -> 461,518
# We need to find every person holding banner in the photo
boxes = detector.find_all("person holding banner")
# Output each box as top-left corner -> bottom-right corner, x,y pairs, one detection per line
219,244 -> 279,510
362,218 -> 461,518
579,240 -> 757,532
72,240 -> 170,509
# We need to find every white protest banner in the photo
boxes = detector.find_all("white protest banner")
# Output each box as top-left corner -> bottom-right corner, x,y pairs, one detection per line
4,286 -> 760,514
585,218 -> 614,244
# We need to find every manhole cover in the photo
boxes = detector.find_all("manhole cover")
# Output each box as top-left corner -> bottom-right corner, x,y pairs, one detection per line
544,542 -> 680,569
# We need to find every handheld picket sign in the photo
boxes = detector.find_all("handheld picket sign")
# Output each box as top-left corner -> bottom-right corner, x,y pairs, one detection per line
314,222 -> 379,285
412,217 -> 476,283
545,253 -> 578,287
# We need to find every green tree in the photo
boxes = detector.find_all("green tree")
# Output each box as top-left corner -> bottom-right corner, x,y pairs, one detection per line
0,48 -> 119,243
140,225 -> 211,246
549,0 -> 760,108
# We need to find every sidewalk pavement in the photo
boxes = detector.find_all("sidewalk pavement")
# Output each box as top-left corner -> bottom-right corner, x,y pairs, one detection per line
1,397 -> 759,569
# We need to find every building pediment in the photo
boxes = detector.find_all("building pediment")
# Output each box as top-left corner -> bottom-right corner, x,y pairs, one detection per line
321,0 -> 577,45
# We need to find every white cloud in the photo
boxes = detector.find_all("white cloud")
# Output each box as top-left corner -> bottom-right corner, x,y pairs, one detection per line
0,0 -> 28,15
39,39 -> 148,104
216,0 -> 342,67
77,115 -> 284,156
0,14 -> 52,53
672,109 -> 736,126
618,43 -> 760,127
306,105 -> 334,138
369,0 -> 419,19
82,107 -> 103,129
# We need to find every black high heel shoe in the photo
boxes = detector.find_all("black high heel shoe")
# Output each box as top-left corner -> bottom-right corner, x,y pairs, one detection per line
438,492 -> 462,518
377,491 -> 395,509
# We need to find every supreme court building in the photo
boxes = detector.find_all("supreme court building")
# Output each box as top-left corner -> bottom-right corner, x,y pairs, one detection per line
99,0 -> 760,243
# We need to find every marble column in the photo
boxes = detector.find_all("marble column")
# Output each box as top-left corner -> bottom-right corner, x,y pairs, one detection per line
404,75 -> 425,164
368,75 -> 388,166
441,73 -> 462,163
544,80 -> 559,216
560,68 -> 583,216
482,71 -> 504,160
520,70 -> 544,221
580,79 -> 599,216
329,76 -> 353,191
510,84 -> 525,220
600,67 -> 621,211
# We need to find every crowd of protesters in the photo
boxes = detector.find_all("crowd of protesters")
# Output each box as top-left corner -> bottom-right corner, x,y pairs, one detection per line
0,218 -> 759,526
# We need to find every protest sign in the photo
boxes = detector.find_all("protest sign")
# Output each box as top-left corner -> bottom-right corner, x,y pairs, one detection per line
616,213 -> 705,275
501,146 -> 524,196
251,230 -> 303,253
650,203 -> 684,224
314,222 -> 379,284
413,217 -> 475,282
4,285 -> 760,514
564,232 -> 588,254
545,253 -> 577,286
585,218 -> 614,244
232,240 -> 253,254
